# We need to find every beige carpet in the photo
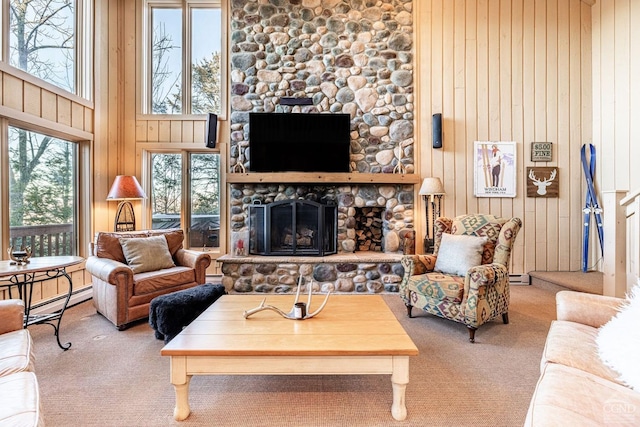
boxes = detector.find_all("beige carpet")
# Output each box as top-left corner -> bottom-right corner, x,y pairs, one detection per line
29,284 -> 563,427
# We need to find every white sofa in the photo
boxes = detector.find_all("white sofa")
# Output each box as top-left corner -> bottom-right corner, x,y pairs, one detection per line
0,299 -> 43,426
525,290 -> 640,426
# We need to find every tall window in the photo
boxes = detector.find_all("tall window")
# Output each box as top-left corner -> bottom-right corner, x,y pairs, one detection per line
150,152 -> 220,249
147,1 -> 222,115
8,127 -> 78,256
8,0 -> 77,93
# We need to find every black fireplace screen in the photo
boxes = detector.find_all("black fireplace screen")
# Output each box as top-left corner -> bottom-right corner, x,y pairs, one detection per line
249,200 -> 337,256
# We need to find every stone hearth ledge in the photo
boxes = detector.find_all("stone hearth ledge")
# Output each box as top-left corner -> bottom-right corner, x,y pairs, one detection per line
218,252 -> 405,294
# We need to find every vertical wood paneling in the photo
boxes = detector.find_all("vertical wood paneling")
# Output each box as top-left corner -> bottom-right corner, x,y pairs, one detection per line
631,1 -> 640,191
556,0 -> 571,270
613,0 -> 630,192
546,0 -> 559,270
170,120 -> 182,142
23,83 -> 41,116
71,102 -> 85,129
3,74 -> 23,111
417,0 -> 593,274
464,1 -> 478,215
453,0 -> 467,216
510,1 -> 525,270
158,120 -> 171,141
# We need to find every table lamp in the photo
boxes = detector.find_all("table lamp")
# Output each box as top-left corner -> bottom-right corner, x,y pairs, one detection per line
107,175 -> 147,232
419,177 -> 445,253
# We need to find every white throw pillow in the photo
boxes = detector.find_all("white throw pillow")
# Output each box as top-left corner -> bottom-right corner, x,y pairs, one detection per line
597,286 -> 640,390
119,235 -> 176,274
434,233 -> 488,276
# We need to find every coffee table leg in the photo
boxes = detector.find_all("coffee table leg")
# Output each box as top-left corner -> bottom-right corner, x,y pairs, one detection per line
170,356 -> 192,421
391,356 -> 409,421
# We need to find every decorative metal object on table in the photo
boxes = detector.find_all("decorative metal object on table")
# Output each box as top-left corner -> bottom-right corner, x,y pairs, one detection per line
243,277 -> 330,320
418,177 -> 445,254
8,246 -> 32,265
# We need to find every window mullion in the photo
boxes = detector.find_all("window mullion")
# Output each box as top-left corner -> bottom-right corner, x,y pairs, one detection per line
183,3 -> 191,114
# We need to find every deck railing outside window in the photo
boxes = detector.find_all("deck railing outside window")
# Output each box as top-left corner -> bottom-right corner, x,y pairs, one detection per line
9,224 -> 75,257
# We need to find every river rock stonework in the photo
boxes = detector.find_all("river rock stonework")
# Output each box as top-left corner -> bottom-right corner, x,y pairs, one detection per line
221,257 -> 404,294
229,0 -> 415,173
225,0 -> 415,294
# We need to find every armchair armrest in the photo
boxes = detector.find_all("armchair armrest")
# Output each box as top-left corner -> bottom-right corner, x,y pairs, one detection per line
466,263 -> 508,289
401,255 -> 436,277
175,249 -> 212,283
85,256 -> 133,284
556,291 -> 625,328
0,299 -> 25,334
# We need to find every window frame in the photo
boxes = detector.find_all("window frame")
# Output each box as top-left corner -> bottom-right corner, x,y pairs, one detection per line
0,118 -> 91,260
142,148 -> 223,254
140,0 -> 227,119
0,0 -> 93,101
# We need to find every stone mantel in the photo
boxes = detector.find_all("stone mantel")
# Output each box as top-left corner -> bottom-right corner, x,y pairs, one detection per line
218,252 -> 403,264
226,173 -> 421,185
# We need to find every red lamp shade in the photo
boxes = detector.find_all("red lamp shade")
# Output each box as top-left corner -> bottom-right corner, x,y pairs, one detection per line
107,176 -> 146,232
106,175 -> 147,200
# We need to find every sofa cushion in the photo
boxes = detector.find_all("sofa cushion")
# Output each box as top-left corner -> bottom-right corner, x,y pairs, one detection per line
0,330 -> 34,377
150,229 -> 184,256
0,371 -> 43,427
435,233 -> 487,276
542,320 -> 623,385
120,235 -> 176,274
597,286 -> 640,390
406,272 -> 465,304
524,363 -> 640,426
133,266 -> 196,296
95,231 -> 146,262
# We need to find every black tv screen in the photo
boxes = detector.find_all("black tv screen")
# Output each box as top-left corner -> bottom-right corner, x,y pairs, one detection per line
249,113 -> 351,173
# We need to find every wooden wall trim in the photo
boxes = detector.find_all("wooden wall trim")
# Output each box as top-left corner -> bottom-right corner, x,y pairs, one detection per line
0,105 -> 93,142
0,63 -> 94,109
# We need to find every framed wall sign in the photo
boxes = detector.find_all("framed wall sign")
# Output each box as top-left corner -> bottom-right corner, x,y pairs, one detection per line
474,142 -> 517,198
531,142 -> 552,161
527,167 -> 559,198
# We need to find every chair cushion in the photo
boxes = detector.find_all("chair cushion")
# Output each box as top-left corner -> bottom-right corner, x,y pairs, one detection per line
434,233 -> 487,276
406,272 -> 465,304
120,235 -> 176,274
0,330 -> 34,377
542,320 -> 623,385
133,266 -> 196,295
0,371 -> 43,427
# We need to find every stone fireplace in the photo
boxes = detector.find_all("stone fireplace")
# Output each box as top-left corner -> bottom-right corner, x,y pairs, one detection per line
221,0 -> 416,294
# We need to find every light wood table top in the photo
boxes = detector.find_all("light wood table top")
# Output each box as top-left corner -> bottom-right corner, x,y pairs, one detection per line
162,294 -> 418,357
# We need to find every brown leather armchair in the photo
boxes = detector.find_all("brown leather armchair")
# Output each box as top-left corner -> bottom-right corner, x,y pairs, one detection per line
86,229 -> 211,330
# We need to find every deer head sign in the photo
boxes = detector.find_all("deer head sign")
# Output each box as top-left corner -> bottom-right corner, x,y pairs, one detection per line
529,168 -> 557,196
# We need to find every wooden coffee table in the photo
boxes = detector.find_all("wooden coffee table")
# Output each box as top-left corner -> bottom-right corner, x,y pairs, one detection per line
161,294 -> 418,421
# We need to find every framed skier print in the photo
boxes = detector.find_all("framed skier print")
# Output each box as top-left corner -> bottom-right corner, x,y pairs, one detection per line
474,141 -> 517,197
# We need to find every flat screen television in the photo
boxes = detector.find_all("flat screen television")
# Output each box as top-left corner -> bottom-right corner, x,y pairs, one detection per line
249,112 -> 351,173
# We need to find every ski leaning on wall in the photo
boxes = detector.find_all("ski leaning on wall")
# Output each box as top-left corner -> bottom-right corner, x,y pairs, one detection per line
581,143 -> 604,272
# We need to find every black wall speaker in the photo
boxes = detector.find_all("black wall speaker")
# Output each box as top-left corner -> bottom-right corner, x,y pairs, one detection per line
205,113 -> 218,148
432,113 -> 443,149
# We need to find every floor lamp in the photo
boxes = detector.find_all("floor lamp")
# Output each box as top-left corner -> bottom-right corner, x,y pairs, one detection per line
419,177 -> 445,254
106,175 -> 147,232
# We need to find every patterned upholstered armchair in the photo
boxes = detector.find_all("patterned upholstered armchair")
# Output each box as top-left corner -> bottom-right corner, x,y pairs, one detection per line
400,214 -> 522,342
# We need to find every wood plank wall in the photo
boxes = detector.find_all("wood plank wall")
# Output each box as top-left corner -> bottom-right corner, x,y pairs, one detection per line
415,0 -> 594,274
592,0 -> 640,194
